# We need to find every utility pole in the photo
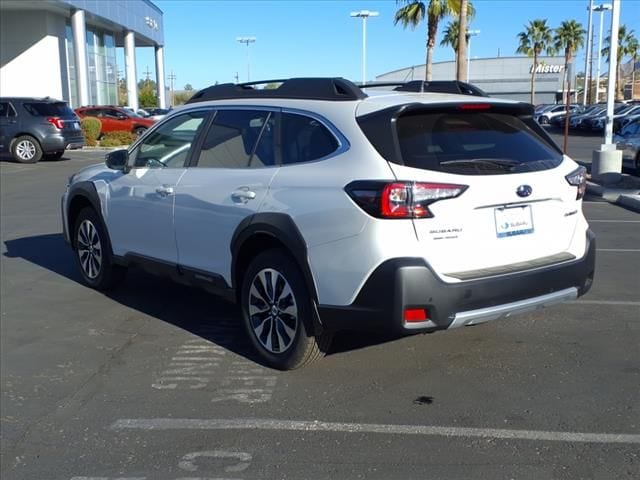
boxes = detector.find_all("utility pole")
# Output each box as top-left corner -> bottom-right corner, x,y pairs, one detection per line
168,70 -> 176,107
236,37 -> 256,82
144,65 -> 152,85
583,0 -> 594,105
594,4 -> 612,103
350,10 -> 379,85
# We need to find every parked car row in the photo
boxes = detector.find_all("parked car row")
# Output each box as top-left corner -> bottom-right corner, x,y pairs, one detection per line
543,103 -> 640,133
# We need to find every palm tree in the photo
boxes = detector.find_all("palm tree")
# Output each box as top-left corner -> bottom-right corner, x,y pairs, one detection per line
440,19 -> 460,56
456,0 -> 469,81
554,20 -> 585,152
394,0 -> 473,81
602,25 -> 637,101
629,37 -> 639,98
516,19 -> 556,104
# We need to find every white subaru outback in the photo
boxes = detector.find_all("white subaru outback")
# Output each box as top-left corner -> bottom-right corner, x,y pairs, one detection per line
62,78 -> 595,370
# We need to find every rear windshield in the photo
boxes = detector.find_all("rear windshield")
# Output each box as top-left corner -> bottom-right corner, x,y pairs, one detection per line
23,102 -> 75,117
396,112 -> 563,175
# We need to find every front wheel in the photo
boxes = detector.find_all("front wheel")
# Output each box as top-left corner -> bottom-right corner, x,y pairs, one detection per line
134,126 -> 147,137
240,249 -> 332,370
74,207 -> 126,290
539,116 -> 549,125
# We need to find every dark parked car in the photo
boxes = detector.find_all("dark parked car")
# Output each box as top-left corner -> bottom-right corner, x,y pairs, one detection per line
0,97 -> 84,163
75,105 -> 156,136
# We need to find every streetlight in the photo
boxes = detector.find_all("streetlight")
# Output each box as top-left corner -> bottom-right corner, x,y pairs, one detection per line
350,10 -> 379,84
236,36 -> 256,82
583,0 -> 594,105
466,29 -> 480,82
593,3 -> 612,103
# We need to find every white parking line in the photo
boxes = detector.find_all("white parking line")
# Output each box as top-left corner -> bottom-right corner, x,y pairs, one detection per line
111,418 -> 640,445
589,220 -> 640,223
570,300 -> 640,307
596,249 -> 640,252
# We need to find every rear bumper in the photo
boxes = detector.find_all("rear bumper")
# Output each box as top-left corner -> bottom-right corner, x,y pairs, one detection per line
318,230 -> 596,334
41,133 -> 84,152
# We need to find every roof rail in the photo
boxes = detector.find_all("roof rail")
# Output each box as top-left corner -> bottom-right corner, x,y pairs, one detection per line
360,80 -> 488,97
186,77 -> 367,104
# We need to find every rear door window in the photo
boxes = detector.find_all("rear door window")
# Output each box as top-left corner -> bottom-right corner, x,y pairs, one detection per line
281,113 -> 339,165
396,111 -> 563,175
195,110 -> 275,168
23,102 -> 75,117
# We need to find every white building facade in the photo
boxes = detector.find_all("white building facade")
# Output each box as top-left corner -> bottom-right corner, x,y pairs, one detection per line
0,0 -> 166,110
377,56 -> 569,104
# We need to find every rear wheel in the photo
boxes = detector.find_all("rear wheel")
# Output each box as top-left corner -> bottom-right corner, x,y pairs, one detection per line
134,126 -> 147,137
539,116 -> 549,125
74,207 -> 126,290
12,136 -> 42,163
240,249 -> 332,370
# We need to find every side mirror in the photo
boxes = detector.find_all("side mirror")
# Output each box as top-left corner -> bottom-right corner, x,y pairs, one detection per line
105,149 -> 129,172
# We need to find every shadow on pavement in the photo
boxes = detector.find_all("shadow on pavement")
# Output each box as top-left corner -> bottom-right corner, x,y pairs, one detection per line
3,233 -> 399,367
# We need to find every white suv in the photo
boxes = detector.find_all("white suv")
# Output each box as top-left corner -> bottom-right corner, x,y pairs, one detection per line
62,78 -> 596,369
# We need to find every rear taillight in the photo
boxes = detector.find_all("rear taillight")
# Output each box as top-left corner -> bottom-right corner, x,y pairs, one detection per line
565,166 -> 587,200
47,117 -> 65,129
346,181 -> 468,219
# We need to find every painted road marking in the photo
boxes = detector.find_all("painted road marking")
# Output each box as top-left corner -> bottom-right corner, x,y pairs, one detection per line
570,300 -> 640,306
111,418 -> 640,445
596,249 -> 640,252
589,220 -> 640,223
152,339 -> 277,403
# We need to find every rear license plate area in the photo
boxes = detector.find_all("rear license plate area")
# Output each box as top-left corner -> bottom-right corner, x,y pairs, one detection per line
495,205 -> 534,238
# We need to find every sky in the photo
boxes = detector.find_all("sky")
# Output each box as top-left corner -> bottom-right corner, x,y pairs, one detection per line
129,0 -> 640,90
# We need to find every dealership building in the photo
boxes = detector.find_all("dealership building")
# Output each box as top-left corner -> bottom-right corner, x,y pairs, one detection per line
376,56 -> 569,104
0,0 -> 165,110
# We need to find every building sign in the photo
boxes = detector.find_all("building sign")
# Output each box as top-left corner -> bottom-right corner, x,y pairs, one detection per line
145,16 -> 159,31
530,63 -> 565,74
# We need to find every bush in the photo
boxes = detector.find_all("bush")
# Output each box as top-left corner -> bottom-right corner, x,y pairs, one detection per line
100,131 -> 136,147
81,117 -> 101,146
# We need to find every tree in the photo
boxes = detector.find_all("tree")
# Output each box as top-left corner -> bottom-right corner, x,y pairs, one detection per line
138,82 -> 158,108
138,79 -> 157,91
554,19 -> 585,152
516,19 -> 556,104
394,0 -> 472,81
440,19 -> 460,56
602,25 -> 638,100
184,83 -> 194,91
629,37 -> 639,98
456,0 -> 469,81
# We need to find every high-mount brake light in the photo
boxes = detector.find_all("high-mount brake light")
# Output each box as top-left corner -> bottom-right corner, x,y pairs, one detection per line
565,166 -> 587,200
47,117 -> 65,129
457,103 -> 492,111
346,181 -> 468,219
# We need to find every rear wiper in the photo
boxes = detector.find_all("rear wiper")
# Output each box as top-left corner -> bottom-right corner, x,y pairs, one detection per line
440,158 -> 522,166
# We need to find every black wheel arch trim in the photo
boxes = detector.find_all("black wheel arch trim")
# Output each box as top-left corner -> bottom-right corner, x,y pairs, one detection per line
231,212 -> 324,334
66,181 -> 115,255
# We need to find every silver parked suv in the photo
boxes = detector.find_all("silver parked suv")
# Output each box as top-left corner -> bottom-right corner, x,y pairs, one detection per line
62,78 -> 595,369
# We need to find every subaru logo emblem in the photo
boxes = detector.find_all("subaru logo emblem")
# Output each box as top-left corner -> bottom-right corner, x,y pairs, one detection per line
516,185 -> 532,198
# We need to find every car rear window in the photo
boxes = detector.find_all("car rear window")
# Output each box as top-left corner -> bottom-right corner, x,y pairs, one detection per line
23,102 -> 75,117
395,111 -> 563,175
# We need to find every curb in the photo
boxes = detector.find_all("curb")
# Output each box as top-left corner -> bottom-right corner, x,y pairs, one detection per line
586,181 -> 640,213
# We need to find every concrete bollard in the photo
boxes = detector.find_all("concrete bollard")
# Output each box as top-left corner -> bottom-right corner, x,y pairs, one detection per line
592,145 -> 622,185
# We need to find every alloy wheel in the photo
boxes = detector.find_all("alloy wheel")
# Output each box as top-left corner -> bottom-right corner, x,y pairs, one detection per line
77,219 -> 102,279
248,268 -> 298,354
15,140 -> 36,161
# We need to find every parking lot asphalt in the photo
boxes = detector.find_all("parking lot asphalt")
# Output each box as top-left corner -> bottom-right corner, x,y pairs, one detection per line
1,147 -> 639,480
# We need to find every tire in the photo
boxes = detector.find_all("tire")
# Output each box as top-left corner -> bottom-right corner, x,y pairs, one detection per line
73,207 -> 126,290
540,116 -> 549,125
11,135 -> 42,163
134,127 -> 147,137
44,151 -> 64,161
240,249 -> 332,370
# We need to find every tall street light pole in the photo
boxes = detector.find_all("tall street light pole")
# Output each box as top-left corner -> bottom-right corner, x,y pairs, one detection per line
583,0 -> 594,105
350,10 -> 379,85
466,29 -> 480,82
594,4 -> 612,103
236,36 -> 256,82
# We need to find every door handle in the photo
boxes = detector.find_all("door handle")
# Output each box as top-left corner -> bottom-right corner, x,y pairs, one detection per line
155,185 -> 175,197
231,188 -> 256,202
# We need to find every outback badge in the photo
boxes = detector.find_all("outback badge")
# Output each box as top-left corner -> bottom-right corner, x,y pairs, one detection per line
516,184 -> 533,198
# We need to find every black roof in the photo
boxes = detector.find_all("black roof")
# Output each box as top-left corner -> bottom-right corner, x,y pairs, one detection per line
186,77 -> 489,104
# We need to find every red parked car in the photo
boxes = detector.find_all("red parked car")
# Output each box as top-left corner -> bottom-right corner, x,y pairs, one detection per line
75,105 -> 155,136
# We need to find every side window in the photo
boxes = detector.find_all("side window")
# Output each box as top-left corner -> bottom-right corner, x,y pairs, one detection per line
196,110 -> 274,168
130,111 -> 208,168
0,102 -> 8,117
7,103 -> 16,117
281,113 -> 339,165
